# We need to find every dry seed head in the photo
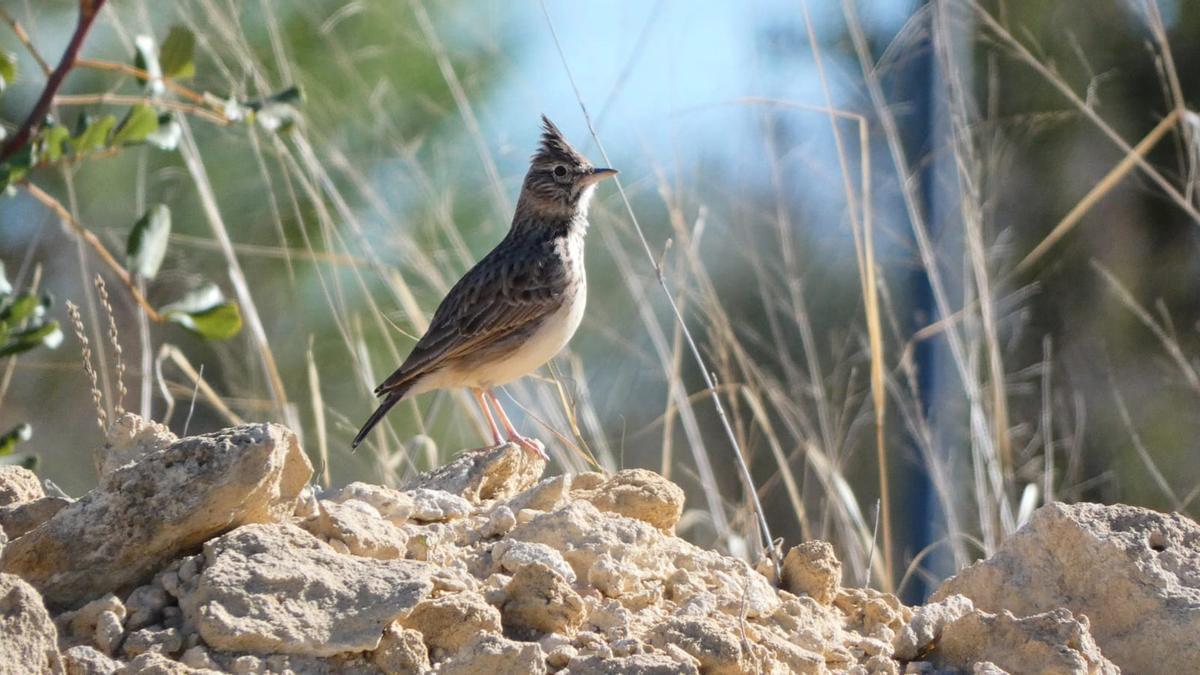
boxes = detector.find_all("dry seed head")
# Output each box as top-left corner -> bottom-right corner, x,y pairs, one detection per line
94,275 -> 126,416
66,300 -> 107,431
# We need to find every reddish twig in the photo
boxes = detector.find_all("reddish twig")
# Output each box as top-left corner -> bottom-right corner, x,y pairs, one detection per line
74,58 -> 209,105
0,0 -> 108,163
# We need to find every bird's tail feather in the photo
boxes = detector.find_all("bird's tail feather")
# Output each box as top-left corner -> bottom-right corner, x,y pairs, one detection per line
351,384 -> 411,450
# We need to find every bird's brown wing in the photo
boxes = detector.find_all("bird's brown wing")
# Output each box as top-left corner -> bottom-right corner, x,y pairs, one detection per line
374,236 -> 565,395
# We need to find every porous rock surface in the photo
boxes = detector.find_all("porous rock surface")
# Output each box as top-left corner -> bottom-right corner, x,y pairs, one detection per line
0,573 -> 63,674
932,501 -> 1200,674
0,420 -> 311,610
0,465 -> 44,506
0,416 -> 1192,673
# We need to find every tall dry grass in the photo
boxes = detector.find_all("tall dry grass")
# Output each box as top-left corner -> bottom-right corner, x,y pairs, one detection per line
3,0 -> 1199,596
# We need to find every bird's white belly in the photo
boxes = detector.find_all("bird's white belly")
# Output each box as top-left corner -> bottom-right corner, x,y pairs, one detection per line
415,279 -> 586,393
475,282 -> 586,387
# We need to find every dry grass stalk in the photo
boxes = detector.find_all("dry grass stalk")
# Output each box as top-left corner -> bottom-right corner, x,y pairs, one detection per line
66,300 -> 106,432
94,276 -> 126,417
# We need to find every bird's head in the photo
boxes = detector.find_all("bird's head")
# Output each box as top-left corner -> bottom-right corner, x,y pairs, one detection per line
517,116 -> 617,222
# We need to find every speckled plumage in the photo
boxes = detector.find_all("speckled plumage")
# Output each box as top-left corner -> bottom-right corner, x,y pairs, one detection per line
352,117 -> 616,454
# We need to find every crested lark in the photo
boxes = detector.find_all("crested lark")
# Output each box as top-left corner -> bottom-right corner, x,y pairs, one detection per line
352,116 -> 617,458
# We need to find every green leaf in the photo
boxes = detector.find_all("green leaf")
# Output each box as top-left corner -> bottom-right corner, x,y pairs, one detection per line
161,284 -> 243,340
0,320 -> 61,358
71,115 -> 116,154
158,26 -> 195,80
40,125 -> 70,163
168,301 -> 242,340
0,293 -> 38,323
0,165 -> 25,192
111,104 -> 159,146
0,423 -> 30,456
0,51 -> 16,93
0,141 -> 34,188
127,204 -> 171,280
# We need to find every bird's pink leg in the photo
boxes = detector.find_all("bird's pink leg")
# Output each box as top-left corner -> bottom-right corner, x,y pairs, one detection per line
486,389 -> 549,460
473,388 -> 504,446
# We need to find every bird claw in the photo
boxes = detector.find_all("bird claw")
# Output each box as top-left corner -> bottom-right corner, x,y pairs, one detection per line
510,435 -> 548,461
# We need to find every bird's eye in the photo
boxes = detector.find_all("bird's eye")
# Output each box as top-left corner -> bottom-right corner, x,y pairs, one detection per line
553,165 -> 568,180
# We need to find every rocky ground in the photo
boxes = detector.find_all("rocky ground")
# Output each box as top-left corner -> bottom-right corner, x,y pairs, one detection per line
0,417 -> 1196,674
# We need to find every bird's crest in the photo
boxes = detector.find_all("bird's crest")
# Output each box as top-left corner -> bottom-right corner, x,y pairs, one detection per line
534,115 -> 588,167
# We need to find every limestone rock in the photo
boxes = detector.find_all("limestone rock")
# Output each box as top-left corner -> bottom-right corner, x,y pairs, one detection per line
935,607 -> 1117,675
781,541 -> 841,605
438,634 -> 546,675
893,594 -> 974,661
402,442 -> 545,502
60,593 -> 126,653
331,482 -> 414,524
510,501 -> 779,619
646,617 -> 746,674
399,592 -> 502,654
179,523 -> 434,656
506,474 -> 572,513
408,488 -> 473,522
62,645 -> 118,675
370,623 -> 430,673
93,612 -> 124,656
0,573 -> 63,674
0,496 -> 70,539
122,626 -> 183,658
125,584 -> 170,632
572,469 -> 685,532
0,465 -> 43,507
932,501 -> 1200,674
95,413 -> 177,478
565,652 -> 699,674
178,646 -> 220,671
302,500 -> 407,559
8,418 -> 1184,674
483,505 -> 517,538
508,501 -> 666,581
1,423 -> 311,609
501,561 -> 586,636
492,539 -> 577,583
114,652 -> 215,674
570,472 -> 606,492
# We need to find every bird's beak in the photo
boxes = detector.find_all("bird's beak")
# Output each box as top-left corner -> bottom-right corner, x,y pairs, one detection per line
581,167 -> 618,186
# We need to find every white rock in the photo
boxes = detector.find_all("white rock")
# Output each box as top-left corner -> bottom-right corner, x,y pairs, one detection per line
0,423 -> 312,609
63,645 -> 118,675
492,539 -> 576,583
407,488 -> 473,522
933,501 -> 1200,674
0,573 -> 62,673
0,465 -> 44,507
179,523 -> 433,657
331,482 -> 414,524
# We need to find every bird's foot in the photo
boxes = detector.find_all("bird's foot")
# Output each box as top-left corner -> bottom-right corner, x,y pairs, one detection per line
508,434 -> 549,461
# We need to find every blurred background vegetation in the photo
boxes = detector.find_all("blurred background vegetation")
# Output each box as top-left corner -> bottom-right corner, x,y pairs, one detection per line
2,0 -> 1198,601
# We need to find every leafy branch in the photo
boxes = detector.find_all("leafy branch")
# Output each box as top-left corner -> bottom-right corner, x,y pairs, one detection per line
0,0 -> 108,163
0,263 -> 62,468
0,5 -> 301,342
